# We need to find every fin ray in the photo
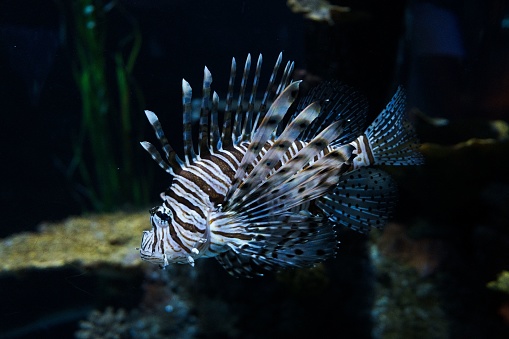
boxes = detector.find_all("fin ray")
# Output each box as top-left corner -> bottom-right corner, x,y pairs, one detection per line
217,213 -> 337,274
294,81 -> 368,145
317,168 -> 397,233
141,110 -> 183,174
199,66 -> 212,157
221,58 -> 237,148
182,79 -> 197,165
230,120 -> 344,209
239,150 -> 349,216
240,54 -> 263,142
365,86 -> 423,166
233,54 -> 252,144
226,81 -> 301,204
238,101 -> 321,193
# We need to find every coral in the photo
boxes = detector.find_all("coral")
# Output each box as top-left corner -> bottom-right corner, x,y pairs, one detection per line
0,211 -> 148,272
75,307 -> 129,339
370,238 -> 448,338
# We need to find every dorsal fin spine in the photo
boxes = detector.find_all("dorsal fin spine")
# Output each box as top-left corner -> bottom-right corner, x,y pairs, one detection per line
140,141 -> 175,175
182,79 -> 196,166
226,81 -> 301,205
142,110 -> 183,173
261,52 -> 282,105
233,54 -> 252,144
221,57 -> 237,148
198,66 -> 212,156
238,101 -> 321,193
252,53 -> 283,137
276,60 -> 294,96
210,91 -> 220,151
241,54 -> 263,142
199,66 -> 212,157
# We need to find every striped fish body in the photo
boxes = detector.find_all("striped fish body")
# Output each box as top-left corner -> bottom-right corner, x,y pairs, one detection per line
141,139 -> 347,267
140,53 -> 422,277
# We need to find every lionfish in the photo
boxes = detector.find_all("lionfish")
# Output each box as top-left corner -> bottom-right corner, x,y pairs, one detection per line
139,53 -> 422,277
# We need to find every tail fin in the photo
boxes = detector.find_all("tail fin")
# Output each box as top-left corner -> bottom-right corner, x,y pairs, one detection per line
351,86 -> 423,168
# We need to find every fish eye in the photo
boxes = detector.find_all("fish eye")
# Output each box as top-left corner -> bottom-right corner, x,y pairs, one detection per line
156,210 -> 171,221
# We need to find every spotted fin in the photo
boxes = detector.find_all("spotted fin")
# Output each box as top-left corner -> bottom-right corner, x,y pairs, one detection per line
237,150 -> 348,215
316,167 -> 397,233
293,81 -> 368,145
213,150 -> 349,275
215,213 -> 337,276
215,250 -> 270,278
238,216 -> 337,274
365,86 -> 423,166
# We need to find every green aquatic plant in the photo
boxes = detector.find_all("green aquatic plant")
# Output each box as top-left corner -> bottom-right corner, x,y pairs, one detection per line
67,0 -> 150,211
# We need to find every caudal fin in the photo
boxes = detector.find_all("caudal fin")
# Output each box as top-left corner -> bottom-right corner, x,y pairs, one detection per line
363,86 -> 423,166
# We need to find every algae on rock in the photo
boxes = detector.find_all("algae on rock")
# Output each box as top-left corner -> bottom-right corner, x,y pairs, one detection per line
0,211 -> 148,272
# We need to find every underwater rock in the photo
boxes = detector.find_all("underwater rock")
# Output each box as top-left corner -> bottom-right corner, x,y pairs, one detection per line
0,211 -> 148,272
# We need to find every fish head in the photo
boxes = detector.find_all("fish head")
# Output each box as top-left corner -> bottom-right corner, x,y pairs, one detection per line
139,204 -> 195,267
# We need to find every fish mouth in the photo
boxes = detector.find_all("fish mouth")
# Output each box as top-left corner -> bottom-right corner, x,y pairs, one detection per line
139,247 -> 165,265
139,228 -> 192,266
139,251 -> 164,265
139,230 -> 164,265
